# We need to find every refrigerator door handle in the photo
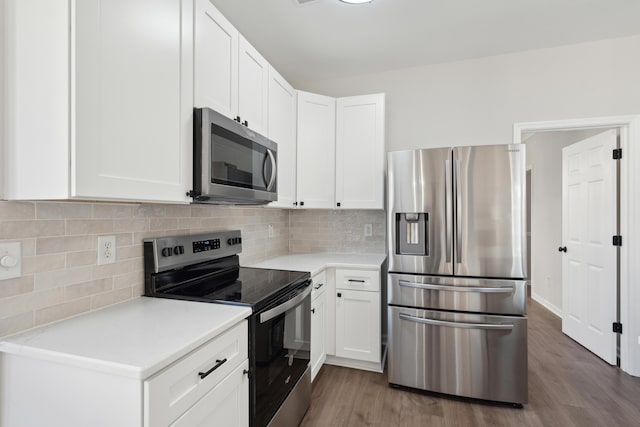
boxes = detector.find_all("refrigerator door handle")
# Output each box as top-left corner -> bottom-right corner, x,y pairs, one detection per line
399,313 -> 514,331
455,159 -> 462,263
445,159 -> 452,263
399,280 -> 514,294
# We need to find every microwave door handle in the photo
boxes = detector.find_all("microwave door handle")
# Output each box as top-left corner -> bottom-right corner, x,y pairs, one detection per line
263,149 -> 277,191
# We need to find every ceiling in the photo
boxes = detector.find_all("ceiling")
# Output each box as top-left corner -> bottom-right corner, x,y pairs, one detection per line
210,0 -> 640,86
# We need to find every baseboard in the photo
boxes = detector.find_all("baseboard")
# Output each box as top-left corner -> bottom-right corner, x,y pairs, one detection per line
324,355 -> 383,373
531,292 -> 563,318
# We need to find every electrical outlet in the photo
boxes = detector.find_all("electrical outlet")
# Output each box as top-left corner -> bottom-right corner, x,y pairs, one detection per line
268,224 -> 275,238
97,236 -> 117,265
0,242 -> 22,281
364,224 -> 373,237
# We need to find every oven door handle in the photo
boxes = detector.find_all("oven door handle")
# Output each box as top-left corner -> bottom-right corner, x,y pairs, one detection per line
259,283 -> 312,324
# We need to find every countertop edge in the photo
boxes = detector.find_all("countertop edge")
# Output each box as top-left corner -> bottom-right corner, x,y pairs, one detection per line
0,303 -> 252,380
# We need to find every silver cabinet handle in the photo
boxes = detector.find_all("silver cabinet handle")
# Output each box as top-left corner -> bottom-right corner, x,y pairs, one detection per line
455,159 -> 462,263
264,149 -> 277,191
314,283 -> 324,290
260,283 -> 311,324
399,313 -> 514,330
399,280 -> 513,294
445,158 -> 452,263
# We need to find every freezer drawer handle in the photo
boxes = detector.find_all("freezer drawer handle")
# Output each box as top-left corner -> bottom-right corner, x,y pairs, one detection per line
398,280 -> 514,294
399,313 -> 514,330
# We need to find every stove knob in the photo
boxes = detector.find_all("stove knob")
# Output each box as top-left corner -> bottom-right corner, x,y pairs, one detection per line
174,246 -> 184,255
227,238 -> 233,245
161,247 -> 173,257
238,237 -> 242,244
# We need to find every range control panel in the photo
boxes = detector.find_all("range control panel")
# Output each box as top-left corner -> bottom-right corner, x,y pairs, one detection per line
144,230 -> 242,273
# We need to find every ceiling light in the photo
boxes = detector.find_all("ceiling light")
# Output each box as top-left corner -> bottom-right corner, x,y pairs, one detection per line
339,0 -> 373,4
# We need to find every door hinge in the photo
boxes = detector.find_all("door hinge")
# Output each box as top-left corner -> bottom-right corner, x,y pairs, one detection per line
613,322 -> 623,334
612,235 -> 622,246
613,148 -> 622,159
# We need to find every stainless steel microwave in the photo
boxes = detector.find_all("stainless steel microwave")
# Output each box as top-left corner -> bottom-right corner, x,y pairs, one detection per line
191,108 -> 277,204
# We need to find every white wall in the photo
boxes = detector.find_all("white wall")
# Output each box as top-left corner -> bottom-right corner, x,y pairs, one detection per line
525,129 -> 604,315
297,35 -> 640,152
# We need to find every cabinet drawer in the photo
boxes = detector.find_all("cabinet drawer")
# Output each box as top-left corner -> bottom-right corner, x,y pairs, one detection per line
335,269 -> 379,292
144,320 -> 248,427
311,270 -> 327,300
170,359 -> 249,427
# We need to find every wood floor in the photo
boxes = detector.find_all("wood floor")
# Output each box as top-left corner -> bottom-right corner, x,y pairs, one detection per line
300,299 -> 640,427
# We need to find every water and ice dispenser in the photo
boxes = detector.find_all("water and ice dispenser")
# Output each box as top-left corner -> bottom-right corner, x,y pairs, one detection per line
395,213 -> 429,256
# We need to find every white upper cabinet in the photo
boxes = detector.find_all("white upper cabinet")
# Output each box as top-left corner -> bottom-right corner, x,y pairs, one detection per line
267,67 -> 297,208
238,35 -> 269,136
335,94 -> 385,210
194,1 -> 268,135
4,0 -> 193,203
296,91 -> 336,209
194,0 -> 238,120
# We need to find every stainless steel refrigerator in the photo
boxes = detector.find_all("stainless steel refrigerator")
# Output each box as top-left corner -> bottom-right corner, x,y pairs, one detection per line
387,144 -> 528,405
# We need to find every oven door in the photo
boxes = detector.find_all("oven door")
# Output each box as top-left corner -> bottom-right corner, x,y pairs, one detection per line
252,281 -> 311,427
194,107 -> 277,204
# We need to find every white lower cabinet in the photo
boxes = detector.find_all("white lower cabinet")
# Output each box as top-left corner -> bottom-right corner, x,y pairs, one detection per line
327,268 -> 382,372
0,320 -> 249,427
310,271 -> 327,381
145,321 -> 248,426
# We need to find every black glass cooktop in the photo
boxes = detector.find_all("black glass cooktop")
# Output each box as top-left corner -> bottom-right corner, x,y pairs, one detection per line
148,257 -> 310,311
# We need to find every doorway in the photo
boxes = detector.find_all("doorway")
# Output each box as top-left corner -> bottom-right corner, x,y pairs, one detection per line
514,115 -> 640,377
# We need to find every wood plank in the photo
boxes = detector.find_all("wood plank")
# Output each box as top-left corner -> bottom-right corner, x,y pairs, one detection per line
301,298 -> 640,427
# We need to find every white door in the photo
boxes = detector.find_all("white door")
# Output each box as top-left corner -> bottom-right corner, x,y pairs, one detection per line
267,66 -> 297,208
335,94 -> 385,209
335,289 -> 380,363
296,91 -> 336,209
561,129 -> 618,364
73,0 -> 192,203
311,289 -> 327,381
194,0 -> 238,119
238,35 -> 269,135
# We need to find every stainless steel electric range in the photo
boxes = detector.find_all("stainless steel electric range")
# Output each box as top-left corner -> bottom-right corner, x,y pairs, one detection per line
144,230 -> 311,427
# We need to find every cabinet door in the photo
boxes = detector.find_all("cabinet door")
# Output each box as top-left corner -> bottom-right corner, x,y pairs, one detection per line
73,0 -> 192,202
335,94 -> 385,209
238,35 -> 269,136
296,91 -> 336,209
170,360 -> 249,427
311,289 -> 327,382
267,66 -> 297,208
335,289 -> 380,363
194,0 -> 238,119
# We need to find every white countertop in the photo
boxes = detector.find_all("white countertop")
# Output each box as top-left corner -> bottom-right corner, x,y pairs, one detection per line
0,297 -> 251,380
249,253 -> 387,276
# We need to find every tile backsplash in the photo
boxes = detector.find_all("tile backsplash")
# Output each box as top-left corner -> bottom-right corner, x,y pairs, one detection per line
290,209 -> 385,254
0,202 -> 386,338
0,201 -> 289,337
